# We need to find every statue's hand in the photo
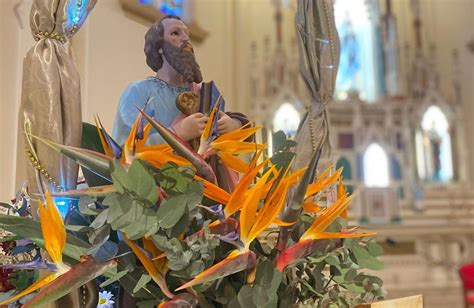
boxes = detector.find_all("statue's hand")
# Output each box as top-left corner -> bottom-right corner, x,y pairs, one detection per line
173,113 -> 208,141
218,111 -> 241,134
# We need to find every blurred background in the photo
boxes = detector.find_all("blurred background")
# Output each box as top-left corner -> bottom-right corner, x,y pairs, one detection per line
1,0 -> 473,306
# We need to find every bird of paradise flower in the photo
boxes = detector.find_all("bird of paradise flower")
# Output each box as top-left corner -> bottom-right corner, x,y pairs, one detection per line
0,192 -> 116,307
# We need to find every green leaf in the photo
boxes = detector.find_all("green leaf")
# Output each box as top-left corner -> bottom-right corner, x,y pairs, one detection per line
352,245 -> 384,270
166,207 -> 190,238
81,122 -> 113,187
343,238 -> 359,249
255,260 -> 282,294
159,163 -> 194,194
133,274 -> 152,293
110,162 -> 128,194
196,292 -> 214,308
342,282 -> 365,293
79,196 -> 101,216
300,279 -> 319,295
100,269 -> 130,288
344,268 -> 357,282
366,240 -> 384,257
119,268 -> 163,299
65,225 -> 93,232
157,195 -> 188,229
128,160 -> 159,204
33,133 -> 111,183
325,255 -> 339,266
270,152 -> 296,171
90,208 -> 109,229
186,260 -> 205,277
136,300 -> 160,308
237,285 -> 257,308
272,131 -> 287,153
330,265 -> 341,276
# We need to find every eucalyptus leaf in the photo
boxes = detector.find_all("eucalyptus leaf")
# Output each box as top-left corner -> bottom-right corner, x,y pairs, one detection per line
120,269 -> 164,299
166,207 -> 190,238
133,274 -> 152,293
93,241 -> 118,263
344,268 -> 357,282
325,255 -> 339,266
255,260 -> 282,294
65,225 -> 93,232
90,208 -> 109,229
79,196 -> 101,216
111,162 -> 132,194
127,160 -> 159,204
343,238 -> 359,249
157,195 -> 188,229
352,245 -> 384,270
100,269 -> 130,288
366,240 -> 384,257
342,283 -> 365,293
237,285 -> 257,308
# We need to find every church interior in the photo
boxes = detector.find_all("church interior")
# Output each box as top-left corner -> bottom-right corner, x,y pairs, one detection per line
0,0 -> 474,306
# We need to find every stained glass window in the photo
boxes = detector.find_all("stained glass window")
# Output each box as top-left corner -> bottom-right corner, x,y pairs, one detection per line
138,0 -> 183,17
159,0 -> 183,16
334,0 -> 384,102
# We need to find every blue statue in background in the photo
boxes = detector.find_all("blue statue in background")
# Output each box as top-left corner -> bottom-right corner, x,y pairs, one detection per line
336,17 -> 361,92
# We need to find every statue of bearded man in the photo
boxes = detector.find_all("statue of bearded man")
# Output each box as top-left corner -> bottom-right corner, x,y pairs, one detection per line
112,15 -> 245,147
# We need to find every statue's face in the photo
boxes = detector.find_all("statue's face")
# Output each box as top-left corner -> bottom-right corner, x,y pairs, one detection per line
160,18 -> 202,83
162,18 -> 191,49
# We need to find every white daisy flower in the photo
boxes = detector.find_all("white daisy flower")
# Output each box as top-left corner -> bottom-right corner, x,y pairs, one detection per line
97,290 -> 115,308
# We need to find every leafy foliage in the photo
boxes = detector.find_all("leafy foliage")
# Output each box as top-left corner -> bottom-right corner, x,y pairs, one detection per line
0,123 -> 384,307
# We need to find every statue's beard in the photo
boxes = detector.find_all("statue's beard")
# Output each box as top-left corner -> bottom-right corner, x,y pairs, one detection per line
162,41 -> 203,83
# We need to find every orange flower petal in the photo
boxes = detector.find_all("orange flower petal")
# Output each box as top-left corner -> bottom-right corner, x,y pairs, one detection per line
195,175 -> 231,205
94,116 -> 112,158
213,125 -> 262,143
211,140 -> 266,154
218,152 -> 250,173
122,233 -> 174,299
39,192 -> 66,264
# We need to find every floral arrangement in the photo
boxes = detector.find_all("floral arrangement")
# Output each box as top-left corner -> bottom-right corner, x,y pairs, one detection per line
0,103 -> 384,307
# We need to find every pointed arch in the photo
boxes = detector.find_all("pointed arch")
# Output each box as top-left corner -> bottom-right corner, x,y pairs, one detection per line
416,105 -> 453,182
363,143 -> 389,187
272,102 -> 301,138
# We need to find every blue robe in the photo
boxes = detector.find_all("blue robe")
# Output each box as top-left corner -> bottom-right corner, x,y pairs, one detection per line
112,77 -> 188,145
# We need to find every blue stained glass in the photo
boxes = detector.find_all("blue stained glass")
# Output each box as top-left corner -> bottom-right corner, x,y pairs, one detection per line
159,0 -> 183,17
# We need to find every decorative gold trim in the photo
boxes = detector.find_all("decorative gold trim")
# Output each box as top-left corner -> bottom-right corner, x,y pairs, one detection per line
25,147 -> 64,191
119,0 -> 208,43
33,31 -> 67,43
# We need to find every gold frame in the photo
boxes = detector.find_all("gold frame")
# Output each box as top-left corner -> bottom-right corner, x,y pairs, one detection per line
119,0 -> 208,43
